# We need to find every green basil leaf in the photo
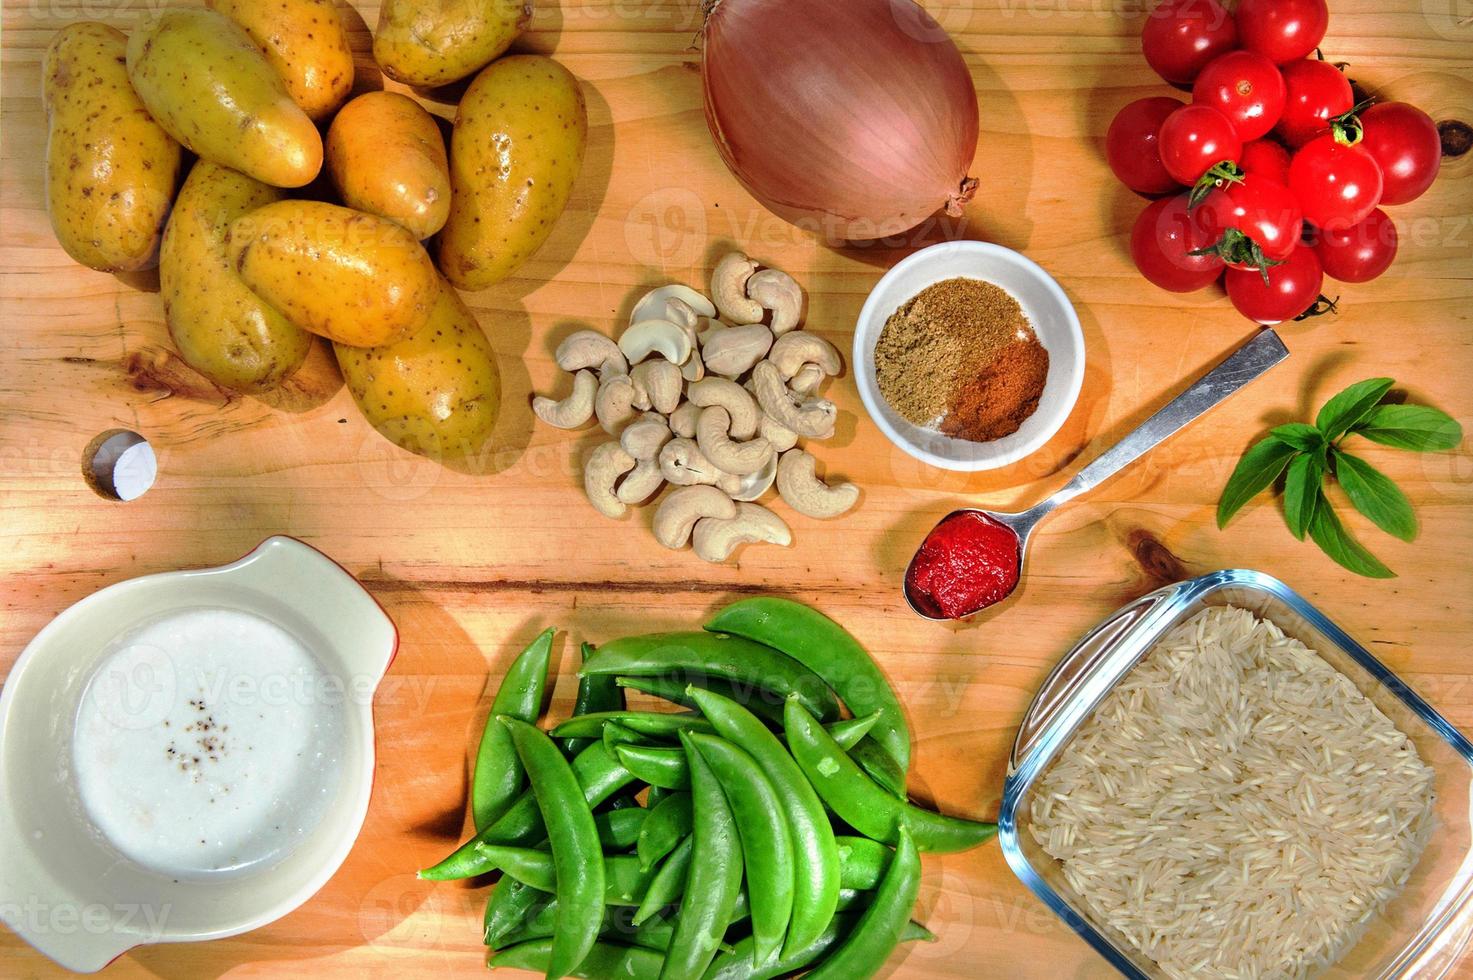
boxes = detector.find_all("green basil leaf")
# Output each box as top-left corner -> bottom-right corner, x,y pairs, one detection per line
1307,492 -> 1396,579
1283,452 -> 1323,541
1217,437 -> 1300,529
1334,452 -> 1417,542
1353,404 -> 1464,452
1315,378 -> 1394,441
1269,423 -> 1326,453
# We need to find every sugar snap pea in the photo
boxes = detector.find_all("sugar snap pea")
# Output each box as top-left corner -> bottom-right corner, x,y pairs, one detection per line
827,711 -> 883,751
488,938 -> 665,978
699,911 -> 934,980
499,903 -> 684,953
501,718 -> 605,980
615,744 -> 689,790
688,733 -> 795,967
472,628 -> 556,831
552,711 -> 714,740
784,698 -> 997,854
484,877 -> 543,948
616,674 -> 787,726
637,792 -> 693,870
850,736 -> 908,800
562,643 -> 624,758
806,826 -> 922,980
632,835 -> 692,927
602,721 -> 653,755
836,836 -> 891,891
687,687 -> 839,956
706,598 -> 910,770
660,733 -> 744,980
595,807 -> 648,851
581,632 -> 840,722
460,845 -> 655,907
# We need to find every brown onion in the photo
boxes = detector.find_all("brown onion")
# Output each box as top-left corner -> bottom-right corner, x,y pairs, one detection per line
702,0 -> 979,242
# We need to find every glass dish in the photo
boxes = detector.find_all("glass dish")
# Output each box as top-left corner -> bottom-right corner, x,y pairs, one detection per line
999,569 -> 1473,979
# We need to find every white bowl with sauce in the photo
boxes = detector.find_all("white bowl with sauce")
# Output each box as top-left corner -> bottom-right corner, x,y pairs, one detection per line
0,536 -> 397,972
853,240 -> 1086,472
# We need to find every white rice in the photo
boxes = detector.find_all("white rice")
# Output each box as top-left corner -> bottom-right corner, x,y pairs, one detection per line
1030,606 -> 1435,980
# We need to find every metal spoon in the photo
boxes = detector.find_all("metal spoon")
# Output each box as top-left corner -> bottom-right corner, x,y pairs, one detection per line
904,329 -> 1291,621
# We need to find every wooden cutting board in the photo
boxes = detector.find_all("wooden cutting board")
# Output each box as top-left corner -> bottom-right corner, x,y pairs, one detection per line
2,1 -> 1470,976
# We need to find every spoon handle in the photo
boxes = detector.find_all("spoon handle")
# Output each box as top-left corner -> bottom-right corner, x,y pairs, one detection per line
1037,329 -> 1289,516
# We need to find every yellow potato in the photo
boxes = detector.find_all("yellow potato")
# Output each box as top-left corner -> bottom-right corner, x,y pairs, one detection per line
207,0 -> 354,121
42,23 -> 182,273
335,282 -> 502,460
438,56 -> 587,291
227,200 -> 441,348
160,162 -> 312,393
126,9 -> 322,188
374,0 -> 530,88
326,93 -> 451,239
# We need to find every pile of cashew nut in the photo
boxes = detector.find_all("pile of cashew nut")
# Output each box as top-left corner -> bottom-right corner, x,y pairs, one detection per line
532,252 -> 859,563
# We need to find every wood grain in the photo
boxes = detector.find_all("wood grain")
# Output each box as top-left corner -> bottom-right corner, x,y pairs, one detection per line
2,0 -> 1471,977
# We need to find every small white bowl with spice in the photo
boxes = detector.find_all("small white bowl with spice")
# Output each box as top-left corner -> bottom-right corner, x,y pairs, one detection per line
854,241 -> 1085,471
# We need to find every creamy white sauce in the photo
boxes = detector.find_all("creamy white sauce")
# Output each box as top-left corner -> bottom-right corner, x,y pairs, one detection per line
72,608 -> 346,878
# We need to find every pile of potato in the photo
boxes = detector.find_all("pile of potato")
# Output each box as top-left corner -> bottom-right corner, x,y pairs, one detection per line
42,0 -> 585,460
533,253 -> 859,563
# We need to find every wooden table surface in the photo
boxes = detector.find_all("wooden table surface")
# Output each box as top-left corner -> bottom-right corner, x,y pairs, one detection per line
2,0 -> 1470,977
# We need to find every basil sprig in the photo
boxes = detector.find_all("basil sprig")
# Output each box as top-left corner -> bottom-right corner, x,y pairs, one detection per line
1217,378 -> 1463,578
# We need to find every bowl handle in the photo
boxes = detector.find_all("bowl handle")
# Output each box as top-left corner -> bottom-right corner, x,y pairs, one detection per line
1008,584 -> 1181,775
0,871 -> 146,973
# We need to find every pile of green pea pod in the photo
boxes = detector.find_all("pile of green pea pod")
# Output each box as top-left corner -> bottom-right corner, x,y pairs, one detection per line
419,597 -> 997,979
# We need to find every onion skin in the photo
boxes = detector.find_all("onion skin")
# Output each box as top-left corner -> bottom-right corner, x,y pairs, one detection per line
702,0 -> 979,242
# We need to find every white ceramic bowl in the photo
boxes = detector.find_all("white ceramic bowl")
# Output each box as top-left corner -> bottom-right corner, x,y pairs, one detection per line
0,536 -> 397,973
853,241 -> 1086,472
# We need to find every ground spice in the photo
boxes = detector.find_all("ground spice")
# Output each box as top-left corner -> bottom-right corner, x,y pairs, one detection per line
874,276 -> 1049,443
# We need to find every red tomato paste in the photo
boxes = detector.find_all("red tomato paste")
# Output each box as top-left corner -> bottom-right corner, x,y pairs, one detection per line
907,511 -> 1022,619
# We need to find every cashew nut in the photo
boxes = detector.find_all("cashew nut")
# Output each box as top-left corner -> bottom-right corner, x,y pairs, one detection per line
616,458 -> 665,505
630,284 -> 717,327
658,438 -> 723,486
595,374 -> 640,434
620,319 -> 693,366
697,407 -> 773,476
751,361 -> 836,439
681,351 -> 705,383
789,363 -> 825,397
557,330 -> 627,377
687,377 -> 760,439
758,412 -> 799,452
532,369 -> 597,429
769,332 -> 841,380
692,502 -> 792,562
776,449 -> 859,519
585,442 -> 636,519
710,253 -> 763,324
700,323 -> 773,378
652,485 -> 738,549
726,451 -> 778,502
669,401 -> 701,439
747,268 -> 804,335
631,359 -> 683,414
620,414 -> 672,460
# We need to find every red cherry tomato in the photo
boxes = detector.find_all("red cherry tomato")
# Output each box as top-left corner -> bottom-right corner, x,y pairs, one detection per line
1235,0 -> 1329,64
1192,51 -> 1287,141
1200,177 -> 1304,263
1313,207 -> 1398,282
1141,0 -> 1239,86
1225,246 -> 1324,324
1289,134 -> 1384,230
1130,193 -> 1226,292
1359,102 -> 1442,205
1158,105 -> 1243,184
1107,97 -> 1185,196
1276,59 -> 1353,146
1239,138 -> 1292,185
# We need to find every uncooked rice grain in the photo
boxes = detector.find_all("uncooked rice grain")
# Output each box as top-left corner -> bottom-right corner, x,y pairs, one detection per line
1030,606 -> 1435,980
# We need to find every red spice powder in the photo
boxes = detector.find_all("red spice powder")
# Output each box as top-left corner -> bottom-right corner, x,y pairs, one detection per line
907,511 -> 1022,619
940,335 -> 1050,443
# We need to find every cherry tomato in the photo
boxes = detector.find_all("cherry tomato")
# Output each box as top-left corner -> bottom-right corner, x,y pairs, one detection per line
1130,193 -> 1226,292
1191,51 -> 1287,141
1312,207 -> 1398,282
1359,102 -> 1442,205
1289,134 -> 1384,230
1106,97 -> 1185,195
1200,177 -> 1303,263
1158,105 -> 1243,184
1275,59 -> 1353,146
1235,0 -> 1329,64
1141,0 -> 1239,86
1225,246 -> 1324,324
1239,138 -> 1292,185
